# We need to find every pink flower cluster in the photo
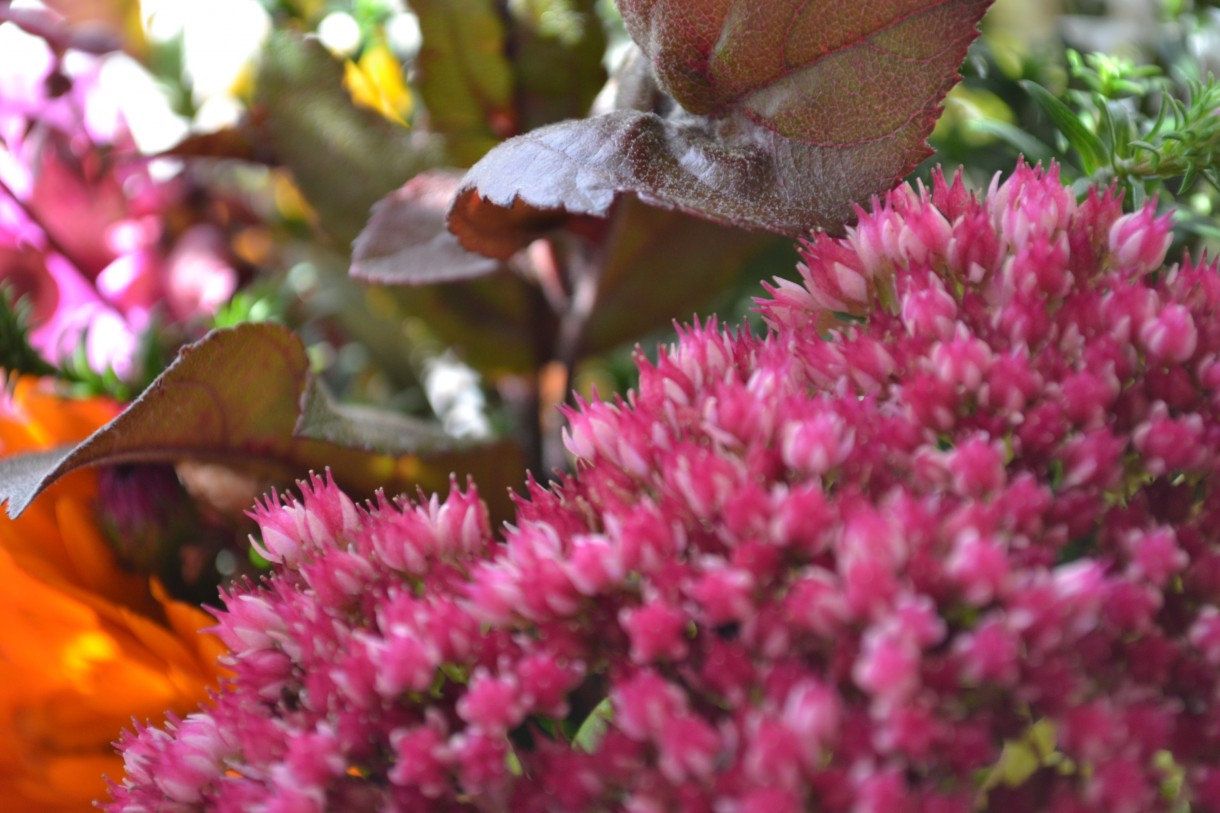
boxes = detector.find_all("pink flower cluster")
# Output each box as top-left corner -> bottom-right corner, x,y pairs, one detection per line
108,163 -> 1220,812
0,18 -> 239,379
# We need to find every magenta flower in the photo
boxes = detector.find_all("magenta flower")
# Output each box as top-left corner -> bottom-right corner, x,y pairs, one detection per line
108,163 -> 1220,812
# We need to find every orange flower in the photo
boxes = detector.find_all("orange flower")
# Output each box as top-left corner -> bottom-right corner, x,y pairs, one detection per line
0,379 -> 228,812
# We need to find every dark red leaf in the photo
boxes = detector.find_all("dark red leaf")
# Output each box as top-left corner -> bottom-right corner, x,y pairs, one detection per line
582,197 -> 781,355
617,0 -> 987,141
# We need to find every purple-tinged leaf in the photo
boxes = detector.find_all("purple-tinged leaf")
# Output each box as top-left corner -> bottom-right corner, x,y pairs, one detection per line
449,0 -> 992,256
617,0 -> 988,139
351,170 -> 501,285
450,108 -> 916,257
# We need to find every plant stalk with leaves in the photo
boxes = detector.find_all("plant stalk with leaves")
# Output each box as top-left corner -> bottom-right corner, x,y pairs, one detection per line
0,0 -> 995,517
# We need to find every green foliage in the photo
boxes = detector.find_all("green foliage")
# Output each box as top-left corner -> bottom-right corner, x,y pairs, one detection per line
211,286 -> 288,329
0,286 -> 169,402
1024,50 -> 1220,208
0,286 -> 56,390
410,0 -> 514,164
255,32 -> 444,245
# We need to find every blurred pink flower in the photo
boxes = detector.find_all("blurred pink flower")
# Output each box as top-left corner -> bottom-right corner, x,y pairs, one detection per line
0,19 -> 237,380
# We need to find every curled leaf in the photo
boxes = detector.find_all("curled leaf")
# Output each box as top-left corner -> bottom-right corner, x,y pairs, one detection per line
450,0 -> 992,256
351,170 -> 502,285
450,108 -> 917,258
0,324 -> 522,520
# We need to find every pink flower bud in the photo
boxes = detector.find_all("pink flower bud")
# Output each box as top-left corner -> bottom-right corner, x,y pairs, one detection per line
457,670 -> 525,733
799,234 -> 877,314
620,600 -> 690,663
945,436 -> 1006,498
853,626 -> 921,710
657,714 -> 720,783
901,282 -> 958,341
955,618 -> 1020,686
781,408 -> 854,476
565,534 -> 625,595
1108,206 -> 1173,275
1133,402 -> 1205,475
613,671 -> 686,740
685,565 -> 754,626
1190,607 -> 1220,666
947,531 -> 1009,604
1123,526 -> 1189,588
389,724 -> 451,797
1140,302 -> 1198,364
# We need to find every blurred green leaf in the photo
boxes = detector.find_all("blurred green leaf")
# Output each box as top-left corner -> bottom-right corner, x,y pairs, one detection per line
297,377 -> 455,454
410,0 -> 514,164
392,271 -> 546,376
0,282 -> 56,388
573,697 -> 613,753
1021,79 -> 1108,174
256,31 -> 444,244
509,0 -> 607,131
965,118 -> 1057,165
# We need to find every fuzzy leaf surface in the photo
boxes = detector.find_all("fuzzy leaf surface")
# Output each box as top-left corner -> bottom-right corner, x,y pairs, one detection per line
450,0 -> 991,256
0,324 -> 521,519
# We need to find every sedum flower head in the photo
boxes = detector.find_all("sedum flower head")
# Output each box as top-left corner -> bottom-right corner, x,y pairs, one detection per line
109,163 -> 1220,812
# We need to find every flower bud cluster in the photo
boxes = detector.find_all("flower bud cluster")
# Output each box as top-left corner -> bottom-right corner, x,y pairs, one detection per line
109,163 -> 1220,811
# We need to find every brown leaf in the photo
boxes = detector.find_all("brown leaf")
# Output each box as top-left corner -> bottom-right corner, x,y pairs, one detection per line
0,324 -> 523,522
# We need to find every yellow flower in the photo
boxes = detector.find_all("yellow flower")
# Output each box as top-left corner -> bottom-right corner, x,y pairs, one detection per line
0,379 -> 227,812
343,40 -> 413,126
